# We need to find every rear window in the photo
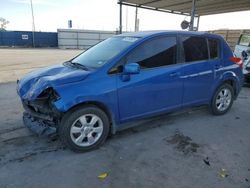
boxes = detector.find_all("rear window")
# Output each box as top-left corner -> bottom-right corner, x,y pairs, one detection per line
239,34 -> 250,46
182,36 -> 208,62
208,38 -> 220,59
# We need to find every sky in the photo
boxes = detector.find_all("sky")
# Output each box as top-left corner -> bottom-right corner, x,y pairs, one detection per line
1,0 -> 250,32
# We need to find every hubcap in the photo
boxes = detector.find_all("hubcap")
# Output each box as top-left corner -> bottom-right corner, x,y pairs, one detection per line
215,88 -> 232,112
70,114 -> 103,147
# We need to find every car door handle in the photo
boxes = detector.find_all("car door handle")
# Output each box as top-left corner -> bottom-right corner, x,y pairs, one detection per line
169,72 -> 180,77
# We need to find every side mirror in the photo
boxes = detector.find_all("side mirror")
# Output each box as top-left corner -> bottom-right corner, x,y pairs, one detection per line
123,63 -> 140,75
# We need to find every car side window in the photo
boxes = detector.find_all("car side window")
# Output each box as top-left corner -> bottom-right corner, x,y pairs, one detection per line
182,36 -> 208,62
208,38 -> 220,59
127,36 -> 177,69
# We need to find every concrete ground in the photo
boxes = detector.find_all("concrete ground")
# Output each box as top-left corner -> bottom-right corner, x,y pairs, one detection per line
0,49 -> 250,188
0,48 -> 82,83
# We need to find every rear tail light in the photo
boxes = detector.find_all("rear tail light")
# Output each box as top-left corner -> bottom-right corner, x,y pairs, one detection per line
230,57 -> 243,69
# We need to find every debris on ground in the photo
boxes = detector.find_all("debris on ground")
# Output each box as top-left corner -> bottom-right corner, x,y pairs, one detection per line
165,130 -> 200,155
218,169 -> 229,178
203,157 -> 210,166
235,116 -> 240,120
245,178 -> 249,182
98,172 -> 108,179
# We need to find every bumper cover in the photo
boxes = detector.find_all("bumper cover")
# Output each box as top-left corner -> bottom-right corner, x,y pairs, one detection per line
23,112 -> 57,137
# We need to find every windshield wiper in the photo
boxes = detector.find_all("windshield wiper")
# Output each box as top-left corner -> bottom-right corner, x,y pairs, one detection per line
71,62 -> 89,70
64,61 -> 89,70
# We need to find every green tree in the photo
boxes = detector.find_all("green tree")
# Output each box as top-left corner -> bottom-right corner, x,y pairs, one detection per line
0,17 -> 9,31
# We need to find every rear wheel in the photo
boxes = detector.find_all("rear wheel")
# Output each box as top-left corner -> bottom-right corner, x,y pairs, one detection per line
59,105 -> 110,152
245,74 -> 250,83
211,83 -> 234,115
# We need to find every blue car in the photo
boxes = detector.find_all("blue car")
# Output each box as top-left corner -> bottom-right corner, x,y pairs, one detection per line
17,31 -> 244,152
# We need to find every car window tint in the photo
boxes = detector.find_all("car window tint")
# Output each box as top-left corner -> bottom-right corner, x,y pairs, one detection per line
127,36 -> 176,69
182,36 -> 208,62
208,38 -> 220,59
239,34 -> 250,46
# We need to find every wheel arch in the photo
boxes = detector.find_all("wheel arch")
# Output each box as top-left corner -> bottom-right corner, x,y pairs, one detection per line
223,79 -> 236,98
213,71 -> 241,100
65,101 -> 117,134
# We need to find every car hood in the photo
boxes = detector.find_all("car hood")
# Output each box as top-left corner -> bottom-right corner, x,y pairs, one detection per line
17,63 -> 90,100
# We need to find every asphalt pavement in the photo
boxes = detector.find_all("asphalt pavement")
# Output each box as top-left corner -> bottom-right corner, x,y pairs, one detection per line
0,82 -> 249,188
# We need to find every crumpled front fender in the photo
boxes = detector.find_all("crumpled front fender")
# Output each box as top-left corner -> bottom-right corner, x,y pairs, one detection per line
17,64 -> 90,101
20,77 -> 55,100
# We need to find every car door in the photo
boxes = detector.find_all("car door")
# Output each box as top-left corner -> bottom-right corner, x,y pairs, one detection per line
116,35 -> 183,122
181,35 -> 216,106
207,37 -> 223,81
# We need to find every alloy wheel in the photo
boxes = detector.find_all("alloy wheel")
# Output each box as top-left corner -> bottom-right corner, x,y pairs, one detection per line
215,88 -> 232,112
70,114 -> 104,147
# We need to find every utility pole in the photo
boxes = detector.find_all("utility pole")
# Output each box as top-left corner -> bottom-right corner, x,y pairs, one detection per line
30,0 -> 36,47
134,6 -> 138,32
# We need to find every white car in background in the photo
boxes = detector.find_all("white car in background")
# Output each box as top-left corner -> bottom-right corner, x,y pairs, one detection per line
234,33 -> 250,83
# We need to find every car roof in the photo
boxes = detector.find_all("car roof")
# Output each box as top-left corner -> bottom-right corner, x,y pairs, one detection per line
117,30 -> 222,39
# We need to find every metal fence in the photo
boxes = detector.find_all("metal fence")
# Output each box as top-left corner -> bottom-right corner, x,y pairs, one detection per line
0,31 -> 58,47
57,29 -> 116,49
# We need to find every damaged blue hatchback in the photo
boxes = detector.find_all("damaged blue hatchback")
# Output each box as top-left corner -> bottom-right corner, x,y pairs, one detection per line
17,31 -> 244,152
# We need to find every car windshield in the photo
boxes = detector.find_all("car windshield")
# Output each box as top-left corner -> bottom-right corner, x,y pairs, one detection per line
71,36 -> 140,69
239,34 -> 250,46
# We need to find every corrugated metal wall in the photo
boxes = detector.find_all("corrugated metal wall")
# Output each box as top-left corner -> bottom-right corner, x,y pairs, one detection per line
0,31 -> 58,47
208,29 -> 250,50
2,29 -> 248,50
58,29 -> 116,49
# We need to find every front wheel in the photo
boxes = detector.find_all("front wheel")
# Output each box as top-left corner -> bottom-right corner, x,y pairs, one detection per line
210,83 -> 234,115
59,105 -> 110,152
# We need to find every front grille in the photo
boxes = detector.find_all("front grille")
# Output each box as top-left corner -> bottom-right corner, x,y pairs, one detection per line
22,99 -> 61,121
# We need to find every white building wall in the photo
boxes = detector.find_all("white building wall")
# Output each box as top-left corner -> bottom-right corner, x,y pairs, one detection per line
57,29 -> 116,49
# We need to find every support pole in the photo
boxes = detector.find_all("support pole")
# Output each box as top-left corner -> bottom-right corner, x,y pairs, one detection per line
189,0 -> 196,31
119,0 -> 122,34
134,6 -> 138,32
126,6 -> 128,32
196,15 -> 200,31
30,0 -> 36,47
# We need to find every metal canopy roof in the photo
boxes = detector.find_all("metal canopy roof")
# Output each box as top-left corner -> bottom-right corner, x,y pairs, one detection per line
121,0 -> 250,16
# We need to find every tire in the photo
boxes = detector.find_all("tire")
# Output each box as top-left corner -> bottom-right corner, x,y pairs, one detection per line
59,105 -> 110,152
245,75 -> 250,83
210,83 -> 234,115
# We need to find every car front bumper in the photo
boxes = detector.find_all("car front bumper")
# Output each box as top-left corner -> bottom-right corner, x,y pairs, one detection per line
21,98 -> 62,137
23,112 -> 57,137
